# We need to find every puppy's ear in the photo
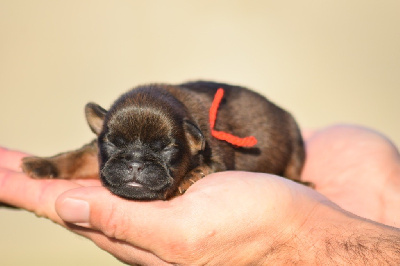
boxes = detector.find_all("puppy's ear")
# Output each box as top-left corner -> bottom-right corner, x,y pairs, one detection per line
85,103 -> 107,135
183,120 -> 205,154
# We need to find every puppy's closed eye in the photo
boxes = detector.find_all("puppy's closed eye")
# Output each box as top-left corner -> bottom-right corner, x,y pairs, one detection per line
107,135 -> 127,148
150,140 -> 174,151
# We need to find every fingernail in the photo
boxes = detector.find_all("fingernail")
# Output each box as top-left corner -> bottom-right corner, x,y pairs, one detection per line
58,198 -> 90,228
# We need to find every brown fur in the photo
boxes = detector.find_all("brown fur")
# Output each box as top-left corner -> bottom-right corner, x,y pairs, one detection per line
22,81 -> 309,200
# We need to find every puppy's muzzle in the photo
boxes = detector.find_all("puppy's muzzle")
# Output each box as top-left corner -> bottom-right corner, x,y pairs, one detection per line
125,161 -> 144,187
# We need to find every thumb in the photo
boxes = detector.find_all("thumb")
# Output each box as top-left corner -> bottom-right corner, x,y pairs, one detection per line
55,186 -> 185,252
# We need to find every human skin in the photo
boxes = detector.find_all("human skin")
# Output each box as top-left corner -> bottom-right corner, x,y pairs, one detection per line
0,124 -> 399,264
302,125 -> 400,227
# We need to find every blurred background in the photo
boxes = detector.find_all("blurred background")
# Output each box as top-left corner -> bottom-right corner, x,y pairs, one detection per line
1,1 -> 399,265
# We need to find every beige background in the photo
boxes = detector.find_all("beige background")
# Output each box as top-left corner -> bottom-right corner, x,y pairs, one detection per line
1,1 -> 399,265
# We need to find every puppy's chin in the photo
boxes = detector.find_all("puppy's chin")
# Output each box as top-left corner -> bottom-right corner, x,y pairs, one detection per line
106,184 -> 171,200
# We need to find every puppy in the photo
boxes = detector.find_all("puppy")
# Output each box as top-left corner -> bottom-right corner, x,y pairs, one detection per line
22,81 -> 307,200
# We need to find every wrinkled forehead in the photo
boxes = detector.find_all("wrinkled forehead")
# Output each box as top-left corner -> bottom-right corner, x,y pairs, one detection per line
106,106 -> 179,142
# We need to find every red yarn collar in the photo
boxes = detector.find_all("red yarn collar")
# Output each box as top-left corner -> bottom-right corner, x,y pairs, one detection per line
209,88 -> 257,147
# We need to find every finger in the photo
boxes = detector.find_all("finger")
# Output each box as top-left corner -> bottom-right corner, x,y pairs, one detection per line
0,168 -> 169,265
68,226 -> 171,265
0,147 -> 29,172
0,167 -> 81,223
55,186 -> 187,254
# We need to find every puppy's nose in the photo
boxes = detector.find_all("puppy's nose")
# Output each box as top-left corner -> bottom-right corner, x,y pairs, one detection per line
128,162 -> 144,173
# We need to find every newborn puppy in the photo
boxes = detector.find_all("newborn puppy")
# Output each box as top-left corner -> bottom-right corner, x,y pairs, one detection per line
22,81 -> 307,200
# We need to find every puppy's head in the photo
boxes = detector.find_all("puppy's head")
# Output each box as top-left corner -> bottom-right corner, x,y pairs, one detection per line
84,90 -> 204,200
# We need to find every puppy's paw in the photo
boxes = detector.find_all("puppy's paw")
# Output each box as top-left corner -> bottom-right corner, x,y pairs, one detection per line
21,156 -> 58,179
176,167 -> 209,195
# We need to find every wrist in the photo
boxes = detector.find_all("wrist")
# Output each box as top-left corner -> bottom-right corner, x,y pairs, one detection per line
283,202 -> 400,264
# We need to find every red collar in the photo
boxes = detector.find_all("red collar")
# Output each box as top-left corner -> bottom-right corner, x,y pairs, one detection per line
209,88 -> 257,147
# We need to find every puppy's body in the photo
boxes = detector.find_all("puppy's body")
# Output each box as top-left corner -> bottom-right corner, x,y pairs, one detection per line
22,81 -> 306,200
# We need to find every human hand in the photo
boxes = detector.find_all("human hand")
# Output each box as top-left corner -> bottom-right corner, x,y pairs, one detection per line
302,125 -> 400,227
0,147 -> 331,264
1,124 -> 400,264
